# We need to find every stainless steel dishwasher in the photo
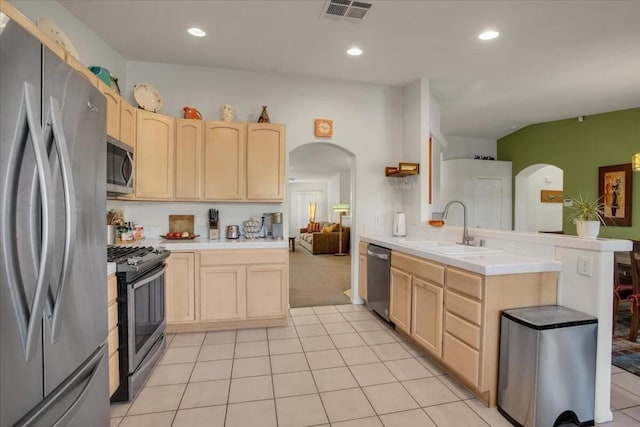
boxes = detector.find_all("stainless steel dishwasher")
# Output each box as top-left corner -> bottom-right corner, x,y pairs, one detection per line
367,244 -> 391,322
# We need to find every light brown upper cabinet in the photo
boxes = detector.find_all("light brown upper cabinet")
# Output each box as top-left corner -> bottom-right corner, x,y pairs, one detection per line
246,124 -> 286,201
97,80 -> 120,139
135,110 -> 175,199
120,101 -> 137,148
175,120 -> 204,200
203,122 -> 246,201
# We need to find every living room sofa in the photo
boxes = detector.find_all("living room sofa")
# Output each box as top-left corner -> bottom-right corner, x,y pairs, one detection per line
299,222 -> 350,255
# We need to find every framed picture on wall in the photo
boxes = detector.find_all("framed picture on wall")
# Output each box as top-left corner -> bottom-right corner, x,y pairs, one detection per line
598,163 -> 633,226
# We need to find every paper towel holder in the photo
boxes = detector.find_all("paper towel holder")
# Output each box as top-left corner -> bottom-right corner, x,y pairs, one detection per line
393,212 -> 406,237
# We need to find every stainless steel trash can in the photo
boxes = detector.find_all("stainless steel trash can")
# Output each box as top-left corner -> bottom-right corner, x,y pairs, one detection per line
498,305 -> 597,427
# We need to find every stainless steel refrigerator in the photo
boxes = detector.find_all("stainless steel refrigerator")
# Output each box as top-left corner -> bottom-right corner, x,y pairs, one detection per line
1,13 -> 109,427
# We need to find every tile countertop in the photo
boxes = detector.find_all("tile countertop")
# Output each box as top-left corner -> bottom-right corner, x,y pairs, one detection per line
113,238 -> 289,251
360,235 -> 562,276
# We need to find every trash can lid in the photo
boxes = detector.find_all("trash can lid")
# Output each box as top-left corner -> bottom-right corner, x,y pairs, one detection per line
502,305 -> 597,330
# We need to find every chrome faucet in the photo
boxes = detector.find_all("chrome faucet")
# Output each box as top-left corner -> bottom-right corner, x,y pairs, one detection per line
443,200 -> 474,246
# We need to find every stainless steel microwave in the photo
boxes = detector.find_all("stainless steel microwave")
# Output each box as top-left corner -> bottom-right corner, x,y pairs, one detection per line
107,136 -> 134,196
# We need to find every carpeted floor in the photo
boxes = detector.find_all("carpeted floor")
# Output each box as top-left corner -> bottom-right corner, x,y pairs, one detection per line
613,300 -> 640,376
289,244 -> 351,308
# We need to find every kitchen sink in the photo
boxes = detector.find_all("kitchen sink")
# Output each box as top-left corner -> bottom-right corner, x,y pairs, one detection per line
401,240 -> 503,256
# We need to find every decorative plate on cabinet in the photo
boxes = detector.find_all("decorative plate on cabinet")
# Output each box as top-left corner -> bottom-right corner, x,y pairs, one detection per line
134,83 -> 164,113
37,18 -> 80,60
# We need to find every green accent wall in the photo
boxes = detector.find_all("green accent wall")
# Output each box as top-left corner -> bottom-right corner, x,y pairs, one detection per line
497,107 -> 640,239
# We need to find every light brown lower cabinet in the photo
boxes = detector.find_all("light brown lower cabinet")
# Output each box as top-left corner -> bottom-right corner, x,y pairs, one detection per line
107,274 -> 119,397
358,242 -> 367,301
386,248 -> 557,408
165,249 -> 289,332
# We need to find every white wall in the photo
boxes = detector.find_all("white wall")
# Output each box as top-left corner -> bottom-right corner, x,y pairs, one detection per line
10,0 -> 128,88
327,173 -> 340,221
515,164 -> 564,232
339,170 -> 351,208
442,135 -> 497,160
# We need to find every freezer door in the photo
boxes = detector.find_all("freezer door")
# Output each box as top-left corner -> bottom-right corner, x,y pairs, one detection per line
0,16 -> 50,426
41,47 -> 109,407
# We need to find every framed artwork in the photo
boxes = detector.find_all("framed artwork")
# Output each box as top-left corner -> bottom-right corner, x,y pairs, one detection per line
540,190 -> 563,203
598,163 -> 633,226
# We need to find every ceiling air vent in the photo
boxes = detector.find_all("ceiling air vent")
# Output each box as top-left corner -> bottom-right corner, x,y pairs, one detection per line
321,0 -> 372,24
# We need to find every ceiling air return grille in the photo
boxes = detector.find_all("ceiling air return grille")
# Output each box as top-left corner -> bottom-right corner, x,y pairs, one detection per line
322,0 -> 372,23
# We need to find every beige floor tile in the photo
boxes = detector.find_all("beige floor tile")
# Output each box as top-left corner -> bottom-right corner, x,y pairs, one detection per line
613,372 -> 640,396
228,375 -> 274,403
165,334 -> 175,346
400,342 -> 424,357
613,384 -> 640,410
179,379 -> 230,409
146,363 -> 193,386
359,330 -> 397,345
127,383 -> 186,415
267,326 -> 298,340
464,399 -> 512,426
321,388 -> 376,423
318,313 -> 348,323
383,358 -> 433,381
170,332 -> 205,348
339,346 -> 380,366
599,411 -> 640,426
301,335 -> 336,351
402,377 -> 459,407
351,320 -> 385,332
416,355 -> 445,375
232,355 -> 271,378
110,402 -> 131,418
332,417 -> 383,426
172,405 -> 226,427
332,332 -> 367,348
204,330 -> 236,345
270,353 -> 310,374
290,307 -> 316,316
197,343 -> 234,362
190,359 -> 233,382
324,322 -> 357,335
158,346 -> 200,365
439,374 -> 474,399
234,340 -> 269,358
379,408 -> 436,427
268,337 -> 303,355
370,343 -> 412,361
110,417 -> 121,427
336,304 -> 365,313
296,324 -> 328,337
622,406 -> 640,423
226,399 -> 277,427
363,382 -> 419,415
293,314 -> 321,325
306,349 -> 346,370
236,327 -> 267,342
118,411 -> 175,427
342,311 -> 375,322
350,362 -> 397,386
312,366 -> 359,392
313,305 -> 340,314
275,394 -> 329,427
612,365 -> 625,374
424,401 -> 488,426
273,370 -> 317,397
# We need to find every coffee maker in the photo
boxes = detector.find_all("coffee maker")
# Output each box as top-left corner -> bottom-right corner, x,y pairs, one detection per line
271,212 -> 283,240
261,213 -> 273,238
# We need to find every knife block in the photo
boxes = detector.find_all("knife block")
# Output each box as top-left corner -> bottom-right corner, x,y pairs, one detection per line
208,223 -> 220,240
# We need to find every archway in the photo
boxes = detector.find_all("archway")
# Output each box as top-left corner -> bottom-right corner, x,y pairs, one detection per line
515,164 -> 564,232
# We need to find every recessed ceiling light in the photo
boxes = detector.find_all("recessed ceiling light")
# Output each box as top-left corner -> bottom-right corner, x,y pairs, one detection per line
346,47 -> 363,56
478,30 -> 499,41
188,27 -> 206,37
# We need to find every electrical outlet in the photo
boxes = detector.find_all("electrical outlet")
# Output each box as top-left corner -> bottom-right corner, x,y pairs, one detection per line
578,256 -> 593,277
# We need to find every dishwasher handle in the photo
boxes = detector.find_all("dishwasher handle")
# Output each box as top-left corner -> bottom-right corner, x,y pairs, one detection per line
367,249 -> 389,260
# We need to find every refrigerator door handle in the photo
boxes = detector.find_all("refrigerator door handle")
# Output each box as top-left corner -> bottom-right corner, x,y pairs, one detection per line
44,96 -> 77,343
1,82 -> 55,361
13,345 -> 106,427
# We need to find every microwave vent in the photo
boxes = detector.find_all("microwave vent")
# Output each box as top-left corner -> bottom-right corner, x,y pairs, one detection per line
321,0 -> 372,23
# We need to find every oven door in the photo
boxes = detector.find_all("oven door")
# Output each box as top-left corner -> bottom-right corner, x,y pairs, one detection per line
127,264 -> 166,371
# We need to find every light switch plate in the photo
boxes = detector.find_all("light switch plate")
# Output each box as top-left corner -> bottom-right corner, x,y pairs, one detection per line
578,256 -> 593,277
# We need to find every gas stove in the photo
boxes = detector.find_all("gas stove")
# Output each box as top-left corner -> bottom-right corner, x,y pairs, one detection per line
107,245 -> 170,276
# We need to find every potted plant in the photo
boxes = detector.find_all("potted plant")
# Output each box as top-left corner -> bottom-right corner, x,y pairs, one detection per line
567,195 -> 605,239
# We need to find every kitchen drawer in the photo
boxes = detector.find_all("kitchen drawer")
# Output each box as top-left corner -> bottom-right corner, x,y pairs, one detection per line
199,249 -> 287,266
392,251 -> 444,285
445,312 -> 481,349
446,290 -> 482,325
443,332 -> 480,387
108,327 -> 119,356
107,301 -> 118,331
107,274 -> 117,304
446,267 -> 482,300
108,351 -> 119,397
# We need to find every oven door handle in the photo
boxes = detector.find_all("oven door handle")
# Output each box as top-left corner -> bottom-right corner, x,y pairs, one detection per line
131,265 -> 167,291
